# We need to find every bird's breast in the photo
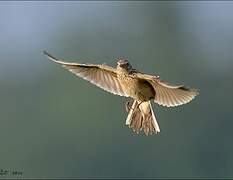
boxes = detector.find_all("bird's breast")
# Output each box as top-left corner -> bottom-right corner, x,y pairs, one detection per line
117,74 -> 155,101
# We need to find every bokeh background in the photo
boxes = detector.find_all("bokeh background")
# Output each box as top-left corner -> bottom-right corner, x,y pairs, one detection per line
0,1 -> 233,178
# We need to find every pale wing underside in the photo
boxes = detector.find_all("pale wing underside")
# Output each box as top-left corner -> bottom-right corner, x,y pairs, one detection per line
135,73 -> 198,107
44,51 -> 128,97
153,80 -> 198,107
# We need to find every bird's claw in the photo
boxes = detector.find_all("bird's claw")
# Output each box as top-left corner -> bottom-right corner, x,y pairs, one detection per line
125,100 -> 135,112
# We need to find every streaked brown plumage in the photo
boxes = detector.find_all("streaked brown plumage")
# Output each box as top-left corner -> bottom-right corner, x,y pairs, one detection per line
44,51 -> 198,136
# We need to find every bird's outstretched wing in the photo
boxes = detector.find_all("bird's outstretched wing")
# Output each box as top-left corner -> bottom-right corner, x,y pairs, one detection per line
134,72 -> 198,107
44,51 -> 128,97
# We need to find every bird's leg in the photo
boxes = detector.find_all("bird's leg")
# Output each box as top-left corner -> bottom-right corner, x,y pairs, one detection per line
125,100 -> 134,112
137,101 -> 143,108
125,100 -> 144,113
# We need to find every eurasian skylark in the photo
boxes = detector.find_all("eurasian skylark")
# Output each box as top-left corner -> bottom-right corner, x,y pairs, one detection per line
44,51 -> 198,136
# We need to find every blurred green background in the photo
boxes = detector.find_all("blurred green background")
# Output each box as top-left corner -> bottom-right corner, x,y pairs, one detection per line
0,1 -> 233,178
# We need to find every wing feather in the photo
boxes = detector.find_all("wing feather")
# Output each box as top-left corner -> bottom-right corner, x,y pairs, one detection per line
154,79 -> 198,107
134,72 -> 198,107
44,51 -> 128,97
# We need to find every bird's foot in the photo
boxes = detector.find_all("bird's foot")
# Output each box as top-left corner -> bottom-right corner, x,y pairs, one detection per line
125,100 -> 143,113
125,100 -> 135,112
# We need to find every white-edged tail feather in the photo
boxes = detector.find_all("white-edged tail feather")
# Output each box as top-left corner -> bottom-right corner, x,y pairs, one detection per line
125,100 -> 160,135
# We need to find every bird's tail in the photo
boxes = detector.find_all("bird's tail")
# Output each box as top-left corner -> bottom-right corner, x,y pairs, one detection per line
125,100 -> 160,135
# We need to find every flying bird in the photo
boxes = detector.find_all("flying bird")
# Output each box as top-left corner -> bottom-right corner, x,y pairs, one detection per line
44,51 -> 198,136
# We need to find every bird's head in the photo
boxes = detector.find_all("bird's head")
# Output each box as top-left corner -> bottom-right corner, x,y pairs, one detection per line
117,59 -> 132,72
